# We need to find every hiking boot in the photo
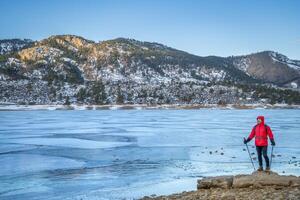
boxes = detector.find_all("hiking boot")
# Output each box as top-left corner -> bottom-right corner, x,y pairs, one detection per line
265,167 -> 270,172
257,166 -> 263,171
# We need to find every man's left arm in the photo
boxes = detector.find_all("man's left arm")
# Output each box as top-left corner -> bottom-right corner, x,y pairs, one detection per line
267,126 -> 275,146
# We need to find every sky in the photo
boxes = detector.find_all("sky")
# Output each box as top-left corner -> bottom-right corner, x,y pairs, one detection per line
0,0 -> 299,59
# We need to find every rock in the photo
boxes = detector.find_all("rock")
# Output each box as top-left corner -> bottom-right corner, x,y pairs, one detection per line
197,176 -> 233,189
197,171 -> 300,190
233,171 -> 300,188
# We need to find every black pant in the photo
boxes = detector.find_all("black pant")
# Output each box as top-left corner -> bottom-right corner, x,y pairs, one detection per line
256,146 -> 269,167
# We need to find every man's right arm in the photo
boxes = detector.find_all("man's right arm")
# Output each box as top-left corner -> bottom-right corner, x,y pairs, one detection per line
244,127 -> 255,144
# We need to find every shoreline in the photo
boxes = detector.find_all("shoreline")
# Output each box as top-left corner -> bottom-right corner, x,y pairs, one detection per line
141,171 -> 300,200
0,103 -> 300,111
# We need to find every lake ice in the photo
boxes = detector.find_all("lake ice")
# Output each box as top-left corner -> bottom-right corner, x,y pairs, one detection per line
0,109 -> 299,199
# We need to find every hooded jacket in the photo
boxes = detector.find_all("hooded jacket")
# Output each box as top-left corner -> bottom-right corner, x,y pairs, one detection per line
247,116 -> 274,146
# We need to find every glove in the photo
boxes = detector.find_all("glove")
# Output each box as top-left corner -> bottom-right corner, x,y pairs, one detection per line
244,138 -> 250,144
270,139 -> 275,146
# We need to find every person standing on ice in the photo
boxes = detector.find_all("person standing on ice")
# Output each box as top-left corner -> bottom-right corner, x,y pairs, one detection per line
244,116 -> 275,171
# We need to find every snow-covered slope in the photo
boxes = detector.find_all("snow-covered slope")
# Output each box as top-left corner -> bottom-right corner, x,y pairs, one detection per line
0,39 -> 33,55
232,51 -> 300,86
0,35 -> 299,105
269,51 -> 300,71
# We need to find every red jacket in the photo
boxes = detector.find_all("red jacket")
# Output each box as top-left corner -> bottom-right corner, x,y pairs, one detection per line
247,116 -> 274,146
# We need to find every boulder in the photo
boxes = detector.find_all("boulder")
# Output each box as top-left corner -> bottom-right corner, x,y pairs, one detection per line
233,171 -> 300,188
197,171 -> 300,190
197,175 -> 233,189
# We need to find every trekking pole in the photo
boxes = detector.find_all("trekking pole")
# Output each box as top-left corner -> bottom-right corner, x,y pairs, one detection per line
244,137 -> 256,171
270,145 -> 274,169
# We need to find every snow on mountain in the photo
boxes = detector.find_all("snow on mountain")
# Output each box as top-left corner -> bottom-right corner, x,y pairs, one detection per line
233,57 -> 251,75
269,51 -> 300,71
0,39 -> 33,55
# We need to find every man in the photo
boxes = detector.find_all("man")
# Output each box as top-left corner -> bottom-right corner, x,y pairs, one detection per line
244,116 -> 275,171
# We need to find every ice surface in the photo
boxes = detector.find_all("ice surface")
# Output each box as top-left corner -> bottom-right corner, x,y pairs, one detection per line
1,138 -> 132,149
67,178 -> 197,200
0,153 -> 85,176
0,109 -> 300,199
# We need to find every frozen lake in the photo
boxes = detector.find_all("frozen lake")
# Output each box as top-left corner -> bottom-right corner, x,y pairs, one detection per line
0,109 -> 299,199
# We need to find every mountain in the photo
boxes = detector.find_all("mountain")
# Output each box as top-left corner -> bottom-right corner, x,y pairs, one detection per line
0,35 -> 299,105
232,51 -> 300,87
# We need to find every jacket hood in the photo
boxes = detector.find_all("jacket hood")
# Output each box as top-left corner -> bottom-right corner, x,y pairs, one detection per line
257,116 -> 265,125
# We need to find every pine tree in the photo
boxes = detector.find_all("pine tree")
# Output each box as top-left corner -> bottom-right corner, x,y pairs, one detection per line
92,80 -> 107,104
64,96 -> 70,105
77,88 -> 86,102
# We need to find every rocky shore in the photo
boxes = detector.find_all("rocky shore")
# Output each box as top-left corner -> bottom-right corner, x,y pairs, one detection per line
1,103 -> 300,111
142,171 -> 300,200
